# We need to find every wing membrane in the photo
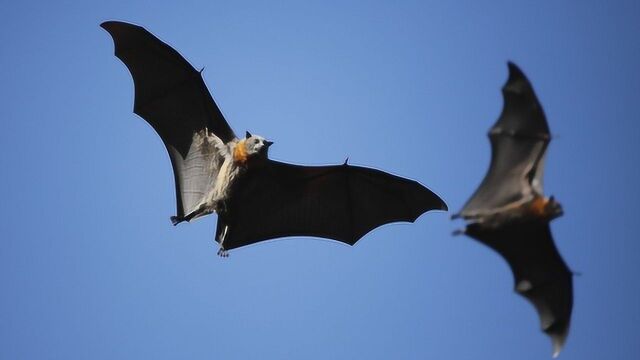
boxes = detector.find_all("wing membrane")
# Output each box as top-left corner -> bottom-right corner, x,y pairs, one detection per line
458,62 -> 551,219
464,221 -> 572,357
216,160 -> 447,250
102,21 -> 236,218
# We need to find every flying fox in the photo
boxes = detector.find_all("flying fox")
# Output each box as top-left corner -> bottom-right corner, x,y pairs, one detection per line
453,62 -> 573,357
102,21 -> 447,256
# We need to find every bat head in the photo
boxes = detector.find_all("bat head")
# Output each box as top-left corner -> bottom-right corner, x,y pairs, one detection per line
243,131 -> 274,158
529,195 -> 564,222
544,195 -> 563,220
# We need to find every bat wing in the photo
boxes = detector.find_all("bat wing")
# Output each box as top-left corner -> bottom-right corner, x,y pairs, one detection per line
101,21 -> 236,220
457,62 -> 551,220
465,221 -> 573,357
216,160 -> 447,250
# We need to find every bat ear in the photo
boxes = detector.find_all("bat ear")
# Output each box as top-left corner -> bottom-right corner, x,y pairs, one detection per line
245,131 -> 252,139
264,140 -> 274,147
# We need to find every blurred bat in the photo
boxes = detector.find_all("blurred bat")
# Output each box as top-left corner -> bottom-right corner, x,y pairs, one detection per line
101,21 -> 446,255
453,62 -> 572,357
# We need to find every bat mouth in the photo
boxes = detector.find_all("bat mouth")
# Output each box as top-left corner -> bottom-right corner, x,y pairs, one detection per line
550,208 -> 564,221
257,141 -> 273,156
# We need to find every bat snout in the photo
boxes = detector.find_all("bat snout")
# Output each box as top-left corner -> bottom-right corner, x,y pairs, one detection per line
546,197 -> 563,219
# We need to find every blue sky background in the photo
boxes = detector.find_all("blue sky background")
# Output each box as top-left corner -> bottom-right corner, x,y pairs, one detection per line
1,1 -> 639,359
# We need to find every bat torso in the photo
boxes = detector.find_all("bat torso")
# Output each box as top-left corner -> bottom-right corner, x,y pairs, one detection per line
189,135 -> 270,220
475,195 -> 563,229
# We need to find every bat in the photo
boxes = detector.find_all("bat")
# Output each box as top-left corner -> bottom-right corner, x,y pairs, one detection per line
453,62 -> 573,357
101,21 -> 447,255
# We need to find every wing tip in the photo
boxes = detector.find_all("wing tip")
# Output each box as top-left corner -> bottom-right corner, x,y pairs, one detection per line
100,20 -> 146,37
551,333 -> 567,358
506,61 -> 525,79
99,20 -> 121,33
422,194 -> 448,215
502,61 -> 533,94
438,198 -> 449,211
407,178 -> 448,214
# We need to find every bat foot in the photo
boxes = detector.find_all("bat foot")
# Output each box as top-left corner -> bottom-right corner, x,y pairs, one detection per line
217,248 -> 229,257
452,228 -> 466,236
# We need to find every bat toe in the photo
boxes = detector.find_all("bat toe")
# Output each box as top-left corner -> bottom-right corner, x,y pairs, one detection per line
217,248 -> 229,258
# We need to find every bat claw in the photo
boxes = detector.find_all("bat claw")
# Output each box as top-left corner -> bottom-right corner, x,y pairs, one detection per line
452,228 -> 465,236
217,248 -> 229,257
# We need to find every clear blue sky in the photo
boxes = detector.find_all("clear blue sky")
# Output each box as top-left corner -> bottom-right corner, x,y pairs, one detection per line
1,1 -> 638,359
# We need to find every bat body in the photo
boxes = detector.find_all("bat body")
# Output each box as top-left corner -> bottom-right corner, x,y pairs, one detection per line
454,63 -> 572,357
101,21 -> 446,254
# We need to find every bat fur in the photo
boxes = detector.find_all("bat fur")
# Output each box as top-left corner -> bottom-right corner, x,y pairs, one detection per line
183,132 -> 272,222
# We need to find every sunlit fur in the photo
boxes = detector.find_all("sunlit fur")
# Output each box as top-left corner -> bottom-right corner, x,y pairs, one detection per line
530,196 -> 548,217
194,134 -> 272,216
528,195 -> 563,220
470,195 -> 562,229
233,139 -> 249,164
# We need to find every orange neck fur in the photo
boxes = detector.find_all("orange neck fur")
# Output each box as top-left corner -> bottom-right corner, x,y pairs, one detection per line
529,196 -> 549,217
233,140 -> 249,164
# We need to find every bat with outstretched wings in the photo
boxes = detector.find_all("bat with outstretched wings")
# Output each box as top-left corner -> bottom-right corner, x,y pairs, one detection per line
101,21 -> 446,254
454,62 -> 572,357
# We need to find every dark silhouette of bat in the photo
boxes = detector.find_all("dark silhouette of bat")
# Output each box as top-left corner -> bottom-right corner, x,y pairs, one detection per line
101,21 -> 446,255
453,62 -> 572,357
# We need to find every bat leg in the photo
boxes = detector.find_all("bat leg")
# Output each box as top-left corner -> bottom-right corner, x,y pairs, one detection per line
216,224 -> 230,257
182,203 -> 214,223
